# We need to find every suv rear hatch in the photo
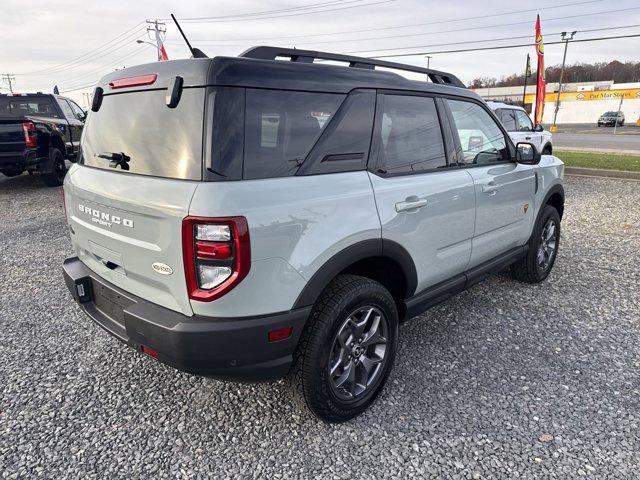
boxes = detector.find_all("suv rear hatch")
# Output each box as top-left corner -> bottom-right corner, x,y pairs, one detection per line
64,60 -> 211,316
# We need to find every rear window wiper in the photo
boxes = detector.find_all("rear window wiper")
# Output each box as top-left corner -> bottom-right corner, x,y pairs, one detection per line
96,152 -> 131,171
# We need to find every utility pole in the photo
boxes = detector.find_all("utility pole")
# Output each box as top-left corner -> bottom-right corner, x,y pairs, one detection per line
146,19 -> 167,61
613,95 -> 624,135
2,74 -> 15,93
551,31 -> 576,130
522,53 -> 531,110
425,56 -> 432,69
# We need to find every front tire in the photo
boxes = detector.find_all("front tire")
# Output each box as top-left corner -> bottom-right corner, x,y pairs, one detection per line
511,205 -> 561,283
287,274 -> 399,423
42,148 -> 67,187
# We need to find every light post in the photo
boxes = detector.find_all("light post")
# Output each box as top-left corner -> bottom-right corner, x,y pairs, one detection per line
136,39 -> 161,55
551,31 -> 576,132
425,55 -> 432,69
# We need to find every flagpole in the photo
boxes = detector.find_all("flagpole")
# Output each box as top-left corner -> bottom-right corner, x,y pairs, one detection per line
522,53 -> 530,110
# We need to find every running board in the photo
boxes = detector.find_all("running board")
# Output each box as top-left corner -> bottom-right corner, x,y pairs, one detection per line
403,245 -> 528,320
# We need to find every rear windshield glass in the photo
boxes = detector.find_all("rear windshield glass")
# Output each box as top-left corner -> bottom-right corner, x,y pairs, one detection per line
243,89 -> 345,179
82,88 -> 205,180
0,97 -> 61,118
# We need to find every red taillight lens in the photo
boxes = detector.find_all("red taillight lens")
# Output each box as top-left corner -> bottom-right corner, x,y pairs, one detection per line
182,216 -> 250,302
109,74 -> 157,89
22,122 -> 37,148
195,241 -> 232,260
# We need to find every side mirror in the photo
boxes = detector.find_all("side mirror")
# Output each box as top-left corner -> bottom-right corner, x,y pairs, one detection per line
534,124 -> 544,132
516,142 -> 541,164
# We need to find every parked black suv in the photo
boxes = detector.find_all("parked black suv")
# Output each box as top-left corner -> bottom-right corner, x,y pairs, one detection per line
0,93 -> 85,186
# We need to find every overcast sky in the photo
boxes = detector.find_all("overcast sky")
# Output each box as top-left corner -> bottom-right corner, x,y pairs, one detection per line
2,0 -> 639,105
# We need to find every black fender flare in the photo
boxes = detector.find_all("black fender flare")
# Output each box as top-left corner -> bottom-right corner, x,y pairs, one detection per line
292,238 -> 418,309
539,183 -> 564,219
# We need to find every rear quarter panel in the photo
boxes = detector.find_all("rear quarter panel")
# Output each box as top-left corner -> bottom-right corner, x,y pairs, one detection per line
188,171 -> 380,317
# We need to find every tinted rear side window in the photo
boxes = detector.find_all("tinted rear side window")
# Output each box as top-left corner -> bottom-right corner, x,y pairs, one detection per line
498,109 -> 517,131
243,89 -> 344,180
82,88 -> 205,180
375,94 -> 446,174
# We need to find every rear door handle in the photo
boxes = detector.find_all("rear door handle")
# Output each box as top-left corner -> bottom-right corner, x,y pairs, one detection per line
395,197 -> 428,213
482,184 -> 500,195
525,136 -> 532,140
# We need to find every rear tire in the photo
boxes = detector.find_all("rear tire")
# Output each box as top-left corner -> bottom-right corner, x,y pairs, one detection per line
42,148 -> 67,187
286,274 -> 399,423
542,146 -> 552,155
511,205 -> 561,283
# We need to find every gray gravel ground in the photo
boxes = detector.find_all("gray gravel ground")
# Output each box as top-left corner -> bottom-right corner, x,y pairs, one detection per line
1,173 -> 639,479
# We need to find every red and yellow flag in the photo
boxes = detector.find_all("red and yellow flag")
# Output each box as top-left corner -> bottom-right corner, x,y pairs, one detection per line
534,15 -> 546,125
155,30 -> 169,61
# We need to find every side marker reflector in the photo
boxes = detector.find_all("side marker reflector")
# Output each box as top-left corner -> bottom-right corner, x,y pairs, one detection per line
268,327 -> 293,343
141,345 -> 159,358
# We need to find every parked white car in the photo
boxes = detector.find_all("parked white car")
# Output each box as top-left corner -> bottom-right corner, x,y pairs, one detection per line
487,102 -> 553,155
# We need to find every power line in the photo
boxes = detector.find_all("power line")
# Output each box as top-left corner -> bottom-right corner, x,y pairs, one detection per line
17,28 -> 148,80
58,45 -> 154,92
59,82 -> 102,94
16,22 -> 146,75
165,0 -> 605,43
366,33 -> 640,58
287,6 -> 640,47
164,0 -> 365,22
172,0 -> 398,23
163,5 -> 638,51
345,23 -> 640,56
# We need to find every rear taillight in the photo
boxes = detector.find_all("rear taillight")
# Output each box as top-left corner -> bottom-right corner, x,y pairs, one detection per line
182,216 -> 250,302
22,122 -> 37,148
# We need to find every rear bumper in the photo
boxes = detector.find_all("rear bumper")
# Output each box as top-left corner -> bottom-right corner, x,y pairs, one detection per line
62,256 -> 310,382
0,149 -> 40,170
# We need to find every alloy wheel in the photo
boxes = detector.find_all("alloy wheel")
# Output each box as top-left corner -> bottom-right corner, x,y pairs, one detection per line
537,218 -> 558,271
328,306 -> 389,400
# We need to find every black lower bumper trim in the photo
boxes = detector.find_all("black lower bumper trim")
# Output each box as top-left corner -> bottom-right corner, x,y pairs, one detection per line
62,256 -> 311,382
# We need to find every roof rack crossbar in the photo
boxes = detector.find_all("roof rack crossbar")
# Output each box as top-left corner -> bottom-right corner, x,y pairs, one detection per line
240,46 -> 465,88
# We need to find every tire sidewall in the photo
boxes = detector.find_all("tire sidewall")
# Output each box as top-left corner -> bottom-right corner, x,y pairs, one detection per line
43,148 -> 66,186
306,281 -> 399,421
528,206 -> 561,282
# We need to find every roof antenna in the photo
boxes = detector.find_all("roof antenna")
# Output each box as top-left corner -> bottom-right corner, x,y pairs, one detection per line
171,13 -> 208,58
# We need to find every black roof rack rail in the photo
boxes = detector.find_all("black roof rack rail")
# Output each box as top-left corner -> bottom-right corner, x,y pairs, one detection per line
240,46 -> 466,89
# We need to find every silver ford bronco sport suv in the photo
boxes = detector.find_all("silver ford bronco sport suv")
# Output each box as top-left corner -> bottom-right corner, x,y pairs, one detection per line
62,47 -> 564,423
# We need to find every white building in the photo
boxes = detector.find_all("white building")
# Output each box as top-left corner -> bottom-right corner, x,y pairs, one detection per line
472,81 -> 640,125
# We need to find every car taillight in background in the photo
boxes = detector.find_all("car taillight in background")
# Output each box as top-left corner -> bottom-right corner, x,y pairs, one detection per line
182,216 -> 250,302
21,122 -> 37,148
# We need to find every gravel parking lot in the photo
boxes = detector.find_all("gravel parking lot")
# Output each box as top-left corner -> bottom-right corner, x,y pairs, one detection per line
1,173 -> 639,479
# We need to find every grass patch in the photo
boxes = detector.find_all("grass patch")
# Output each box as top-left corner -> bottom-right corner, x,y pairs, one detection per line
555,150 -> 640,172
